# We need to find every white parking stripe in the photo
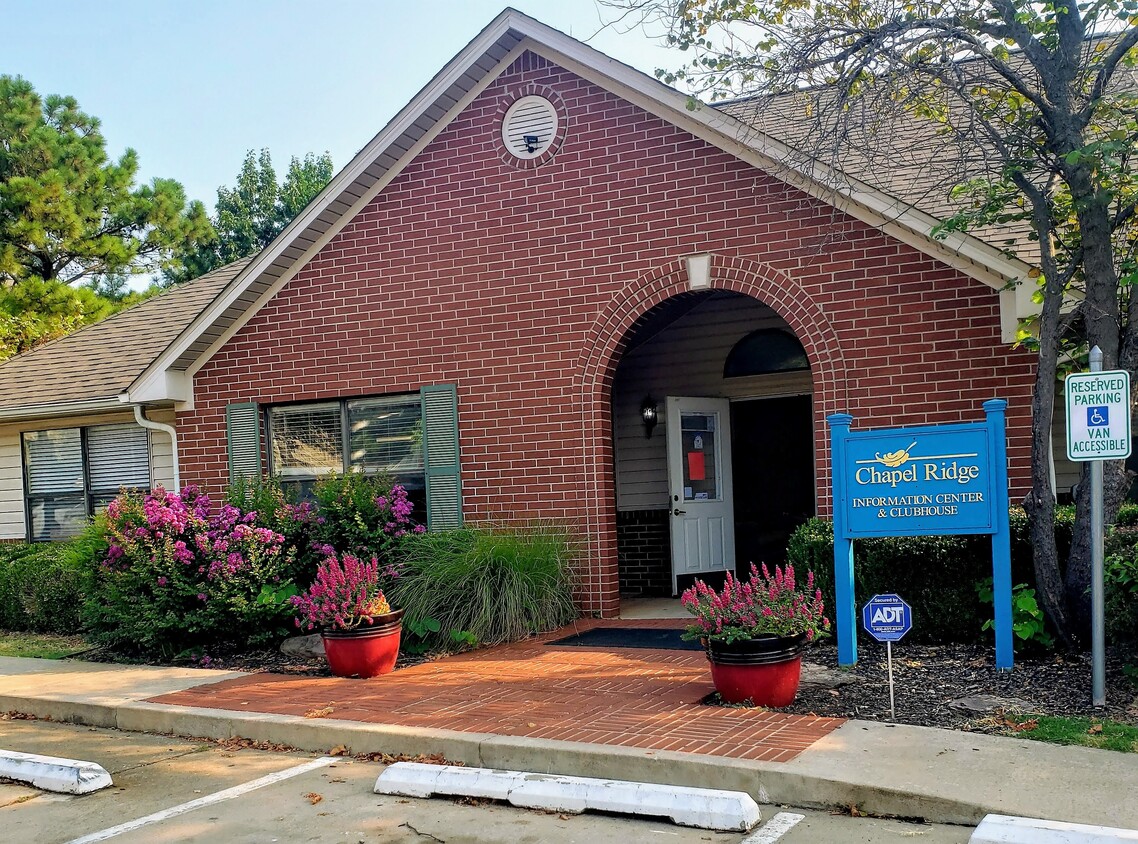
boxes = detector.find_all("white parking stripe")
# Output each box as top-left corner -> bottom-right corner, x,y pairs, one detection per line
742,812 -> 807,843
64,755 -> 338,844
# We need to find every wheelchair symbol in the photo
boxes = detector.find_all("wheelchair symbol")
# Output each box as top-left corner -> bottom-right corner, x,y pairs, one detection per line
1088,406 -> 1109,427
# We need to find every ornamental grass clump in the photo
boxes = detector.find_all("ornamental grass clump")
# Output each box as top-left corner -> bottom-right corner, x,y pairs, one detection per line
681,563 -> 830,645
290,552 -> 396,632
390,521 -> 578,648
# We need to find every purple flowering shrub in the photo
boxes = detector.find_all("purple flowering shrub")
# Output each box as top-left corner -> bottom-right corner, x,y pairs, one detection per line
83,486 -> 305,657
680,563 -> 830,645
289,552 -> 395,632
309,472 -> 424,559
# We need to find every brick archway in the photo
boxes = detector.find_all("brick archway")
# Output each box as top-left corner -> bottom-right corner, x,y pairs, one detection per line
574,255 -> 849,616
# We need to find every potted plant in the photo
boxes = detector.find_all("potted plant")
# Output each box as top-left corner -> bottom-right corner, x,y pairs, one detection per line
290,552 -> 404,678
682,563 -> 829,706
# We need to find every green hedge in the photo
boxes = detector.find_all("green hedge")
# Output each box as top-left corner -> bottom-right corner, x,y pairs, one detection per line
785,507 -> 1072,644
0,542 -> 91,634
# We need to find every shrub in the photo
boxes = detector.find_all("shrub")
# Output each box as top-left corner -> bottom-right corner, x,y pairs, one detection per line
82,486 -> 305,657
786,508 -> 1042,644
0,541 -> 89,633
225,475 -> 320,583
309,473 -> 423,559
1106,524 -> 1138,643
976,578 -> 1055,651
390,522 -> 578,648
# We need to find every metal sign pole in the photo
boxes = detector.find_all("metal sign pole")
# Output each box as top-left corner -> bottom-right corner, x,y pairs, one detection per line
1090,346 -> 1106,707
886,640 -> 895,721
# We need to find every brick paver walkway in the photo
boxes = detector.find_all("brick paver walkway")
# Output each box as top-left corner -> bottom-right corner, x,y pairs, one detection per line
150,619 -> 843,764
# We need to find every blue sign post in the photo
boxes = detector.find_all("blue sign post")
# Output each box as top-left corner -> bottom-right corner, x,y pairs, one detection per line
829,401 -> 1013,670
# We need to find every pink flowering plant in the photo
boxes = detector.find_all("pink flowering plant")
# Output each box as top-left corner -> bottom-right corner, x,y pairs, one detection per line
289,551 -> 398,631
681,563 -> 831,645
84,485 -> 303,657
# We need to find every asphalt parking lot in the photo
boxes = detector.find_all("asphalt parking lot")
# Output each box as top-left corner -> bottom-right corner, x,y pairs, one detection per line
1,720 -> 970,843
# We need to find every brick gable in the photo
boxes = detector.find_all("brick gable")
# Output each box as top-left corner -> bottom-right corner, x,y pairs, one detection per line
181,52 -> 1034,614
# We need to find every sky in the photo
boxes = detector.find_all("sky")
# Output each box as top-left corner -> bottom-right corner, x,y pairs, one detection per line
4,1 -> 678,209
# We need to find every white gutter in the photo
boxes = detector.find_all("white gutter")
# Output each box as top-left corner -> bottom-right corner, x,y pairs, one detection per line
133,405 -> 180,492
0,398 -> 127,423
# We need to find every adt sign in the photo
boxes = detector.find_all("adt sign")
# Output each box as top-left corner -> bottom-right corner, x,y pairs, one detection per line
863,594 -> 912,643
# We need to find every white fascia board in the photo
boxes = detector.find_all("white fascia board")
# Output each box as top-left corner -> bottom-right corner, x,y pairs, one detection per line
134,11 -> 529,389
525,34 -> 1034,292
0,398 -> 128,423
123,369 -> 193,406
183,42 -> 530,380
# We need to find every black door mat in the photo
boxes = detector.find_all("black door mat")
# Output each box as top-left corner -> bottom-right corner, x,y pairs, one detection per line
546,627 -> 703,651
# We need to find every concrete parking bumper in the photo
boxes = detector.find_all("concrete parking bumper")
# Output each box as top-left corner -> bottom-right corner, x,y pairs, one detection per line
3,656 -> 1138,829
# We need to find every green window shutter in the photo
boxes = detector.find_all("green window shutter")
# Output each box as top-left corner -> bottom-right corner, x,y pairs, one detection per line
226,402 -> 262,481
421,384 -> 462,531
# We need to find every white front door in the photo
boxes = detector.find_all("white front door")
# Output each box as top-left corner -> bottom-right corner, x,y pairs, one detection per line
666,396 -> 735,595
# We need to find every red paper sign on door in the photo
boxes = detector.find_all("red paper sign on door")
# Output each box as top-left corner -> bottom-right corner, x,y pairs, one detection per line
687,451 -> 706,481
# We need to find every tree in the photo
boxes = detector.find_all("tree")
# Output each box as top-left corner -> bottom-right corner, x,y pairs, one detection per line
167,149 -> 333,282
605,0 -> 1138,644
0,75 -> 211,358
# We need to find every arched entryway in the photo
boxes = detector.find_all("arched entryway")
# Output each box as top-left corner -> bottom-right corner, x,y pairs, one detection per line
610,291 -> 816,598
575,255 -> 848,617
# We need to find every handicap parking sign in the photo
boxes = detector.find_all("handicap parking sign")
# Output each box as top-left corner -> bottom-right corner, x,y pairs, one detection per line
1087,406 -> 1109,427
862,594 -> 912,642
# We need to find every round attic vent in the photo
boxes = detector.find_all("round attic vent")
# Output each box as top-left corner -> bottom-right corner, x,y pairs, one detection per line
501,95 -> 559,160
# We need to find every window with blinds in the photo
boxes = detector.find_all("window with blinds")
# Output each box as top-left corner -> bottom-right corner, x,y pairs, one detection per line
269,403 -> 343,477
23,423 -> 151,541
267,394 -> 426,515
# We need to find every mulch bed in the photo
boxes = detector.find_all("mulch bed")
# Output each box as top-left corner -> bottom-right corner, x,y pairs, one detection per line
778,642 -> 1138,729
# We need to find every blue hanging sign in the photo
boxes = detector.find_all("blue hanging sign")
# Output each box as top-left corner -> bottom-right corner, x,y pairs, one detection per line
841,425 -> 994,537
828,401 -> 1013,671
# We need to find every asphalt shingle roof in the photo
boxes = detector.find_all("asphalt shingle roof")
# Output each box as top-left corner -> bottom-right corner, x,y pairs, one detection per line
0,259 -> 251,414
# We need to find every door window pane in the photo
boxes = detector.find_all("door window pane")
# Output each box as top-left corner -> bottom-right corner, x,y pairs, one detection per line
270,403 -> 343,477
680,412 -> 719,501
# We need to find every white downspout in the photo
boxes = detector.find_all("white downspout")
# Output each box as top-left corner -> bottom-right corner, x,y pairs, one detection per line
133,405 -> 180,492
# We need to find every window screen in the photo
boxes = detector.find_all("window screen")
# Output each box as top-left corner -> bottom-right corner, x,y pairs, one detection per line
23,429 -> 84,495
88,424 -> 150,492
269,403 -> 343,477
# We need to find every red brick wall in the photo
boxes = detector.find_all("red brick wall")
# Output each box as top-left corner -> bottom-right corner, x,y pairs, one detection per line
179,52 -> 1035,616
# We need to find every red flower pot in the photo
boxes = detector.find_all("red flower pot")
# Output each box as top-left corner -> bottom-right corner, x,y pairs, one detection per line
321,609 -> 404,678
706,632 -> 807,706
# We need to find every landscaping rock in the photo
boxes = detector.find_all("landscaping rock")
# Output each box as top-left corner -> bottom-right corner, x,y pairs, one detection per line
800,662 -> 860,690
280,634 -> 324,659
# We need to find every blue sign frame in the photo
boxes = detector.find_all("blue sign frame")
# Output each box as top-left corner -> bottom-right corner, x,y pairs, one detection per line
828,400 -> 1013,670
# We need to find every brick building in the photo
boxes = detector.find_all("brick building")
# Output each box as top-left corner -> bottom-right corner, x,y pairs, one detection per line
0,11 -> 1065,615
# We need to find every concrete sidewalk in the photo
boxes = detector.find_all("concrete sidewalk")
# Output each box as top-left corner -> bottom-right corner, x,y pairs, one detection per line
2,655 -> 1136,829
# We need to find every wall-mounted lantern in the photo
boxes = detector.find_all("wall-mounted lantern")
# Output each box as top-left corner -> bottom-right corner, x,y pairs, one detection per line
640,396 -> 659,438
